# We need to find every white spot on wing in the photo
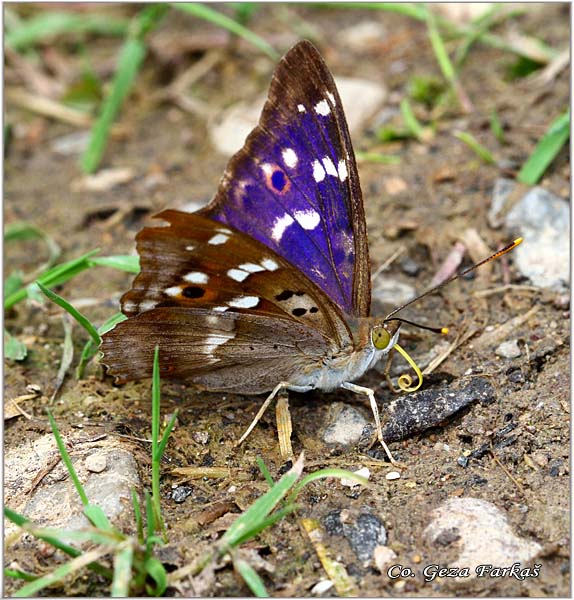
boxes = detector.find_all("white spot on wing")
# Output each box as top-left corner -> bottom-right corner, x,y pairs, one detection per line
314,99 -> 331,116
227,268 -> 249,282
183,271 -> 209,284
312,160 -> 326,182
204,332 -> 234,354
272,213 -> 295,241
261,258 -> 279,271
282,148 -> 298,168
138,300 -> 157,312
322,156 -> 338,177
294,209 -> 321,230
297,104 -> 306,113
228,296 -> 259,309
164,286 -> 182,297
123,300 -> 137,313
260,163 -> 273,176
239,263 -> 265,273
212,306 -> 229,312
326,91 -> 336,105
338,159 -> 348,182
208,233 -> 230,245
185,245 -> 195,251
217,227 -> 232,234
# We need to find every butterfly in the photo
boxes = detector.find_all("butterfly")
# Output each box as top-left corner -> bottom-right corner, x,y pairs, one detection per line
100,40 -> 519,463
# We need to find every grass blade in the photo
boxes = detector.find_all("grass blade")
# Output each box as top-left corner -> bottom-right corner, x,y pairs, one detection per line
490,109 -> 506,144
13,546 -> 113,597
77,312 -> 127,379
219,453 -> 304,550
256,457 -> 275,488
4,508 -> 112,579
4,222 -> 61,277
289,468 -> 369,503
156,411 -> 179,460
5,329 -> 27,361
111,542 -> 134,597
4,249 -> 100,310
453,131 -> 496,164
4,569 -> 38,582
517,110 -> 570,185
6,12 -> 128,51
150,346 -> 165,537
88,255 -> 140,273
144,557 -> 168,596
233,556 -> 268,597
355,151 -> 401,164
132,490 -> 144,544
173,3 -> 279,60
36,282 -> 101,346
81,5 -> 168,173
400,98 -> 425,141
46,410 -> 89,506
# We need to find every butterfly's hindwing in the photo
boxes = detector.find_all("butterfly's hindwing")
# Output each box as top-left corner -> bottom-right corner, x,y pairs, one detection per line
101,307 -> 329,391
200,41 -> 371,317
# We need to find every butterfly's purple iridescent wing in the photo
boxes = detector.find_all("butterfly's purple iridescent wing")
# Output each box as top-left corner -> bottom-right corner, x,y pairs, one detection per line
200,40 -> 371,318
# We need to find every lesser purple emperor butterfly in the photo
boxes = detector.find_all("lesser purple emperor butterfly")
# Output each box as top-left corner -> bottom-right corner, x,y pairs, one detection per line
101,41 -> 520,462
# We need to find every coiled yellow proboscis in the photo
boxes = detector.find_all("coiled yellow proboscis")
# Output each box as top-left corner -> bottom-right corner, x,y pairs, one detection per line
393,343 -> 424,392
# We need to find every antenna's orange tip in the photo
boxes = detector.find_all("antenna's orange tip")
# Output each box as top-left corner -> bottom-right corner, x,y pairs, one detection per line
441,327 -> 449,335
513,237 -> 523,246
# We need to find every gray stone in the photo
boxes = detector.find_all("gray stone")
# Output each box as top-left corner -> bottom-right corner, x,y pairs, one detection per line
424,498 -> 542,587
323,509 -> 387,562
372,279 -> 416,308
5,433 -> 141,542
323,404 -> 368,446
488,177 -> 516,228
495,339 -> 522,359
505,187 -> 569,290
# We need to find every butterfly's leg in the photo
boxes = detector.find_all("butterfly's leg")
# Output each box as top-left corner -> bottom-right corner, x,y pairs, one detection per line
237,382 -> 308,446
341,382 -> 403,467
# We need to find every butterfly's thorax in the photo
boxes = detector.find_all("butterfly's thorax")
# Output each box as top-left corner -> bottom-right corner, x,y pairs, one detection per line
287,317 -> 396,392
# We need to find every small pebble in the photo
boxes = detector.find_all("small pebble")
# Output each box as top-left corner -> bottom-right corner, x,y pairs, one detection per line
341,467 -> 370,488
310,580 -> 334,595
373,545 -> 397,572
85,452 -> 107,473
192,431 -> 209,445
495,340 -> 521,359
386,471 -> 401,481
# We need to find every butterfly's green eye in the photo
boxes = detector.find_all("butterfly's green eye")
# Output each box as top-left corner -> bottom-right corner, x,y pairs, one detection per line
372,326 -> 391,350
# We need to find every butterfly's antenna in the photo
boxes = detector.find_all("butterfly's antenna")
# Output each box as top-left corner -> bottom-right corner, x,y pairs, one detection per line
385,317 -> 448,335
384,238 -> 523,324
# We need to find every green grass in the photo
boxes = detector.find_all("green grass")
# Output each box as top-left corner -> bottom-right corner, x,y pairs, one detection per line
169,456 -> 369,595
5,11 -> 128,51
454,130 -> 497,164
173,3 -> 279,60
517,110 -> 570,185
5,348 -> 175,597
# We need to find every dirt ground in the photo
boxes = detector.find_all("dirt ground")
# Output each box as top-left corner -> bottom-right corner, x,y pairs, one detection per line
4,4 -> 570,597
